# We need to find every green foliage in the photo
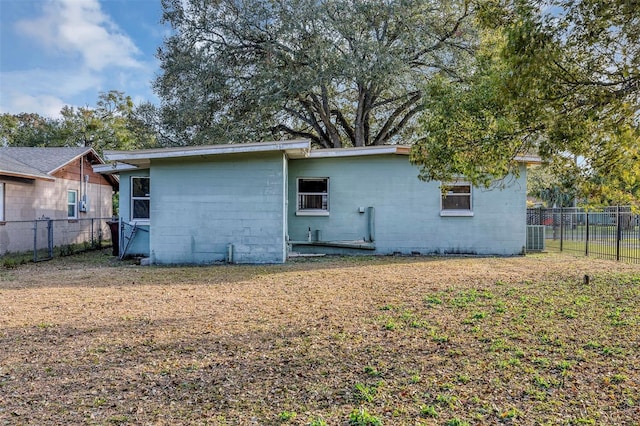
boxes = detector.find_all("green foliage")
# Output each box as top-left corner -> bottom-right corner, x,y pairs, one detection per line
0,91 -> 157,156
498,0 -> 640,196
527,165 -> 577,207
414,0 -> 640,205
354,382 -> 378,403
0,113 -> 61,147
445,418 -> 470,426
412,29 -> 525,188
348,408 -> 382,426
419,404 -> 438,418
435,394 -> 458,408
1,255 -> 28,269
156,0 -> 476,148
424,295 -> 443,306
610,373 -> 628,384
278,410 -> 297,422
56,91 -> 157,155
363,366 -> 381,377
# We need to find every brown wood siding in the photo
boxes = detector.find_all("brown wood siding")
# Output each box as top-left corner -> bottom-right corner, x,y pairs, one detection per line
52,156 -> 112,186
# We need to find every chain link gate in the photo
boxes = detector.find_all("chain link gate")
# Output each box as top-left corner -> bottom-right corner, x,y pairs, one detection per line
33,219 -> 54,262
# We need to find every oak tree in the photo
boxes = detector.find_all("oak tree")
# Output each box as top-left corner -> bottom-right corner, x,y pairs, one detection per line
156,0 -> 476,147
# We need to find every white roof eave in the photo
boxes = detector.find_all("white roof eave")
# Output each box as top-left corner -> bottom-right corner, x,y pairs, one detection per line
93,162 -> 140,174
104,139 -> 311,163
289,145 -> 412,159
514,154 -> 542,165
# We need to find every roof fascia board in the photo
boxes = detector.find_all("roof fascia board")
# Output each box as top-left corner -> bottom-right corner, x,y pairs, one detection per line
299,145 -> 409,159
0,170 -> 55,182
93,162 -> 140,174
303,147 -> 540,165
104,140 -> 311,163
513,154 -> 542,165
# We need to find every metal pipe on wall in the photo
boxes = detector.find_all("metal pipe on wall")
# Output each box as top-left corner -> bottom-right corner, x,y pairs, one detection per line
367,206 -> 375,242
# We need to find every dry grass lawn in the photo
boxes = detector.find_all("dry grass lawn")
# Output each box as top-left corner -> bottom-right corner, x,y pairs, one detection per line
0,250 -> 639,425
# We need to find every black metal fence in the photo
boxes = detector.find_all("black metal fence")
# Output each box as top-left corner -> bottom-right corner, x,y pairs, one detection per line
0,217 -> 113,262
527,207 -> 640,263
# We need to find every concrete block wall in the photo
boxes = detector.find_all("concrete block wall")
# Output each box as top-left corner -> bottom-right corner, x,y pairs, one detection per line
148,152 -> 287,264
287,155 -> 528,256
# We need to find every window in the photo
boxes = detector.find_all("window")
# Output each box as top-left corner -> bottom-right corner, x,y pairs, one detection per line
441,183 -> 473,216
296,178 -> 329,216
67,190 -> 78,219
131,177 -> 150,221
0,183 -> 4,221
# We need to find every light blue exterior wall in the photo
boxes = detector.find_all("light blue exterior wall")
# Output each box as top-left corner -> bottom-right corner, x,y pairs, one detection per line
148,152 -> 287,264
118,169 -> 150,257
287,155 -> 527,256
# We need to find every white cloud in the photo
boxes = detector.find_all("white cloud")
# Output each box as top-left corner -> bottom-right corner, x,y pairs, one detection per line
0,68 -> 101,117
15,0 -> 142,71
0,1 -> 158,118
1,93 -> 67,118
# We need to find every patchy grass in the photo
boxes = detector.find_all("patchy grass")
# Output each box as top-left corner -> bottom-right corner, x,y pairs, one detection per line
0,250 -> 639,425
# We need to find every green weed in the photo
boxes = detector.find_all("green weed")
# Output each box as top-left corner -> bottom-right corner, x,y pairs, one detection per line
435,394 -> 458,408
419,404 -> 438,418
348,408 -> 382,426
499,407 -> 520,419
610,373 -> 628,384
424,295 -> 443,306
354,383 -> 378,403
364,366 -> 381,377
445,418 -> 470,426
278,411 -> 296,422
560,308 -> 578,319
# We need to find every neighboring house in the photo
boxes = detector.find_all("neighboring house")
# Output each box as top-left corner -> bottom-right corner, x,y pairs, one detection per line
0,147 -> 118,254
99,140 -> 538,264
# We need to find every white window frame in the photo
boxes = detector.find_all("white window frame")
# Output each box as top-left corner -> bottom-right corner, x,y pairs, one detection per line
67,190 -> 78,219
440,182 -> 474,217
296,177 -> 329,216
131,176 -> 150,222
0,183 -> 5,222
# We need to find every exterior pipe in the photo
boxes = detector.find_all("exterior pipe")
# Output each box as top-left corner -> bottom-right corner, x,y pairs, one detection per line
367,206 -> 375,242
290,241 -> 376,250
226,243 -> 234,263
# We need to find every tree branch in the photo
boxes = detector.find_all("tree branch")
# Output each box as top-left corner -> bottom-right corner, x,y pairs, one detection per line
272,124 -> 321,146
373,91 -> 422,145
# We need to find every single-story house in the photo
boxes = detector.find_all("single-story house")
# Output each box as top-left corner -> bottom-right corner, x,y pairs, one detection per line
98,140 -> 538,264
0,147 -> 118,254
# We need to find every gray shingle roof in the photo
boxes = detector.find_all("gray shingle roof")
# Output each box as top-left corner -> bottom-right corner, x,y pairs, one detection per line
0,147 -> 94,180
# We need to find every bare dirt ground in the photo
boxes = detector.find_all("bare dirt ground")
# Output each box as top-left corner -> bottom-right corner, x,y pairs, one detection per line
0,250 -> 639,425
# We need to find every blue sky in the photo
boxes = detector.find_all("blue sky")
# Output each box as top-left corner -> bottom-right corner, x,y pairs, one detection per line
0,0 -> 166,117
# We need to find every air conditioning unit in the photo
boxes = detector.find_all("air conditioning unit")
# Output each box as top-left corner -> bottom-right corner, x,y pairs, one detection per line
526,225 -> 545,251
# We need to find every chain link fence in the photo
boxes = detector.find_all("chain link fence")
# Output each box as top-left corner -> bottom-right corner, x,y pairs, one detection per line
527,207 -> 640,263
0,217 -> 114,263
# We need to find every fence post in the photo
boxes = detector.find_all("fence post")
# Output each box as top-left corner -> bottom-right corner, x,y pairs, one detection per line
47,220 -> 53,259
616,206 -> 621,261
33,220 -> 38,263
560,207 -> 564,252
585,211 -> 589,257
